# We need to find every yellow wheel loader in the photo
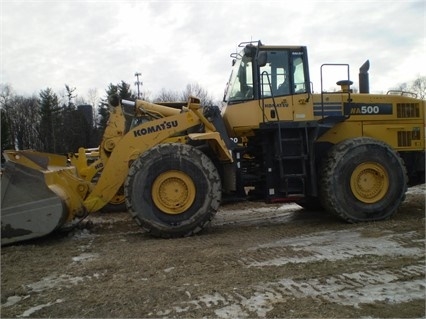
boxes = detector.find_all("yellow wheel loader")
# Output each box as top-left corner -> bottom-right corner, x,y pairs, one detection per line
2,40 -> 425,245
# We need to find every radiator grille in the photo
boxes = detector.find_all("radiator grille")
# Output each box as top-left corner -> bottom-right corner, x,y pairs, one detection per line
397,129 -> 421,147
397,103 -> 420,118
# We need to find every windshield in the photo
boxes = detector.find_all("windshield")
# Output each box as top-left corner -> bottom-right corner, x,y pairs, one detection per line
223,47 -> 308,102
223,50 -> 254,102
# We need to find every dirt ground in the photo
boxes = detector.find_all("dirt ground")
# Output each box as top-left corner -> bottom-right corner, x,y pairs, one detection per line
1,184 -> 425,318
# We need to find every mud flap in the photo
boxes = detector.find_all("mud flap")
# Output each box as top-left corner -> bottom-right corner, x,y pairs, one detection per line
1,161 -> 68,245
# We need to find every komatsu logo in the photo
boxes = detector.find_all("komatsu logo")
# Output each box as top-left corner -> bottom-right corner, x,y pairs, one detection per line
133,120 -> 178,137
264,101 -> 289,108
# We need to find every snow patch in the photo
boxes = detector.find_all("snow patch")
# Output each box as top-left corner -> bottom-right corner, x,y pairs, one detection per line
247,229 -> 422,267
265,264 -> 426,308
406,184 -> 425,195
72,252 -> 99,263
71,228 -> 96,240
26,274 -> 85,292
18,299 -> 63,317
215,304 -> 248,318
159,227 -> 424,317
164,267 -> 175,273
1,295 -> 30,308
166,264 -> 424,317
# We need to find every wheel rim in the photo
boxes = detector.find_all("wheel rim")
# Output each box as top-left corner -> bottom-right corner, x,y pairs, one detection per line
109,186 -> 125,205
109,194 -> 125,205
350,162 -> 389,203
151,170 -> 196,215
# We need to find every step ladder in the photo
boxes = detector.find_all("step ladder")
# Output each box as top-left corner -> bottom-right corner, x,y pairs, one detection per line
276,128 -> 308,197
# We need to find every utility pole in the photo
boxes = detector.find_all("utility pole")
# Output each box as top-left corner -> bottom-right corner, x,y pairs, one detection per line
134,72 -> 142,99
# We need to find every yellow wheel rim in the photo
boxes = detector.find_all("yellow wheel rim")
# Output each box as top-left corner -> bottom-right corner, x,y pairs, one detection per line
109,194 -> 125,205
152,170 -> 196,215
109,187 -> 125,205
350,162 -> 389,203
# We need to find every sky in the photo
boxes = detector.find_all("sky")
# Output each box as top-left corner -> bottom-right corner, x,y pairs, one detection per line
1,0 -> 425,103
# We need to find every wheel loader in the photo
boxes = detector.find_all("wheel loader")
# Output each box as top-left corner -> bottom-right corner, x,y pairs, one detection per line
2,40 -> 425,245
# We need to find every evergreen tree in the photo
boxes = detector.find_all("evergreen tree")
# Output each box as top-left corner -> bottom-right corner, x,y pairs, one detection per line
96,81 -> 137,140
57,84 -> 92,153
38,88 -> 60,153
1,108 -> 13,162
118,80 -> 137,100
64,84 -> 77,110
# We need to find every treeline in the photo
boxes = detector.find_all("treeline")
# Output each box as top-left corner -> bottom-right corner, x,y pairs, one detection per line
0,81 -> 215,159
2,76 -> 424,160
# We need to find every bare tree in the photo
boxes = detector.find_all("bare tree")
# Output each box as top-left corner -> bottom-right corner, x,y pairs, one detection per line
1,85 -> 43,151
154,88 -> 181,103
2,94 -> 41,150
154,83 -> 215,106
0,84 -> 15,152
0,83 -> 14,109
409,76 -> 426,100
181,83 -> 215,106
393,76 -> 426,100
13,96 -> 41,150
87,88 -> 99,128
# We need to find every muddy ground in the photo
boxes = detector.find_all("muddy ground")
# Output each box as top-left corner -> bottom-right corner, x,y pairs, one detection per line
1,184 -> 425,318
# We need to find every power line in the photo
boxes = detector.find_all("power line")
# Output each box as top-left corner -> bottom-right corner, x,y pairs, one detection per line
134,72 -> 142,99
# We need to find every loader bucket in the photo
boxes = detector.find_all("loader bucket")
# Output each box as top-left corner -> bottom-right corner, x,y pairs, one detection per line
1,151 -> 88,245
1,160 -> 69,245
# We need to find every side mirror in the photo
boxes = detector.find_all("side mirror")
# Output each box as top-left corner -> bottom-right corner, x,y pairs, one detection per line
257,52 -> 267,67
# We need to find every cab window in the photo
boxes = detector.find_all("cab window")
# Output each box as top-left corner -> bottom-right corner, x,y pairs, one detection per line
259,51 -> 290,98
292,53 -> 307,94
227,55 -> 254,101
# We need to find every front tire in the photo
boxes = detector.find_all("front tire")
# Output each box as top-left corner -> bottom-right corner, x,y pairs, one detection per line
296,196 -> 324,211
124,143 -> 222,238
320,137 -> 407,222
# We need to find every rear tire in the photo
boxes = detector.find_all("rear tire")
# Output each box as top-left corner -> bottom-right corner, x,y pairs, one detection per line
320,137 -> 407,222
124,143 -> 221,238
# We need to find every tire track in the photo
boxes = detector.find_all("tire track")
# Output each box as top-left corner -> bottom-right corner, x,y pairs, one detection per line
156,227 -> 425,317
242,229 -> 423,267
159,263 -> 425,317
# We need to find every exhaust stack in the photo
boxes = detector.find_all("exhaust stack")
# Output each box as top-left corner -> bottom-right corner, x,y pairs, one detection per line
359,60 -> 370,93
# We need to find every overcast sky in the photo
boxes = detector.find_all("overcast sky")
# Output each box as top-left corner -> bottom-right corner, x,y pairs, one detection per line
1,0 -> 425,102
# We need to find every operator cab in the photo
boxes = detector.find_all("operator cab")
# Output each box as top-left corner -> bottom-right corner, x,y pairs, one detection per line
221,41 -> 314,138
224,41 -> 311,102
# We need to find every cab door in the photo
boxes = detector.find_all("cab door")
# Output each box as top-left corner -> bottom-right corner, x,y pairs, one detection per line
291,51 -> 314,121
258,48 -> 314,122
